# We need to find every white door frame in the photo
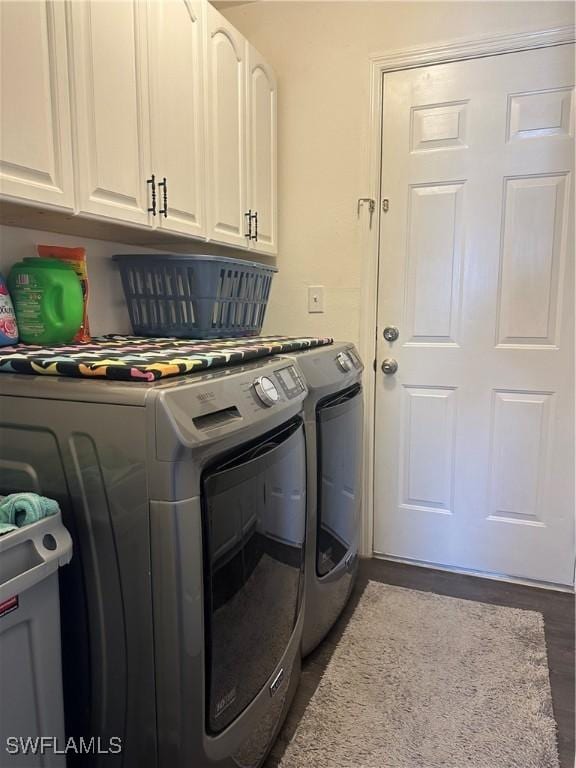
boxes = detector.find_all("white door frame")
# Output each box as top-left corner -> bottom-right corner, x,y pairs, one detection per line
359,24 -> 576,560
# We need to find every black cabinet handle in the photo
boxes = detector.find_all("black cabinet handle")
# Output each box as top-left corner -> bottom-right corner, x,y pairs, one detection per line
147,175 -> 157,216
158,177 -> 168,218
244,210 -> 252,239
250,211 -> 258,241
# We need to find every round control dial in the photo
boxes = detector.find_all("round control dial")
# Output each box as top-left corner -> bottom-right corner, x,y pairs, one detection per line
336,352 -> 353,372
253,376 -> 280,407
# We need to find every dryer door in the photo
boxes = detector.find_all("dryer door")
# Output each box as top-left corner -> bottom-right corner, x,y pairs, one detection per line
316,384 -> 363,577
202,417 -> 306,733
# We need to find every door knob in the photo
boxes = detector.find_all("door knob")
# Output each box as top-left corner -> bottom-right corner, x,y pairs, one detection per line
383,326 -> 399,342
381,358 -> 398,375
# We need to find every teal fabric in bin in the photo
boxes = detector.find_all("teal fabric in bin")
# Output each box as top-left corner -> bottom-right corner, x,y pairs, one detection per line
0,493 -> 59,534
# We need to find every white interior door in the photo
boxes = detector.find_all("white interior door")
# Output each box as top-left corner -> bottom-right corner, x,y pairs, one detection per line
0,0 -> 74,209
71,0 -> 152,226
148,0 -> 205,237
247,44 -> 277,254
374,44 -> 575,586
206,5 -> 248,248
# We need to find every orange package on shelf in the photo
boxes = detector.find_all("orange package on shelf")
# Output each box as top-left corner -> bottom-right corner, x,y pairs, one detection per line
37,245 -> 91,343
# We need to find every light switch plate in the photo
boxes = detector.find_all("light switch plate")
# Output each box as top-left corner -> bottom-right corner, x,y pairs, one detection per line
308,285 -> 325,313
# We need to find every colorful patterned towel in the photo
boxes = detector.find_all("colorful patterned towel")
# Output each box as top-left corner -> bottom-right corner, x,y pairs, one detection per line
0,335 -> 334,382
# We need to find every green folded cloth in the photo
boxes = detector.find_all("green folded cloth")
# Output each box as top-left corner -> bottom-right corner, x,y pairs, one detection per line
0,493 -> 60,535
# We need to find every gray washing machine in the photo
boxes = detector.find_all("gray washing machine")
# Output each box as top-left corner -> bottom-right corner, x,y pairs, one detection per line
285,343 -> 363,656
0,357 -> 308,768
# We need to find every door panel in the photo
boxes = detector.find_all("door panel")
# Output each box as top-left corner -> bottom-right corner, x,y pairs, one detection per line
488,390 -> 553,524
374,44 -> 575,585
405,182 -> 464,344
507,88 -> 573,141
0,1 -> 74,209
400,386 -> 456,514
71,0 -> 151,225
149,0 -> 205,237
247,45 -> 277,254
411,100 -> 468,152
497,174 -> 567,346
206,5 -> 247,248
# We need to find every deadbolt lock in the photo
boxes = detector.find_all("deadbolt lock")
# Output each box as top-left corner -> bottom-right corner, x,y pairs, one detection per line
381,358 -> 398,375
383,326 -> 399,342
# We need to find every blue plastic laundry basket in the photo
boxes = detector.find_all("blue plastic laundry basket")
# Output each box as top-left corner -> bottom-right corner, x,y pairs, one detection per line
113,254 -> 277,339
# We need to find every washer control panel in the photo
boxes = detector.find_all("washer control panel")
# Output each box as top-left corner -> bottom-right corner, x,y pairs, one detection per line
252,365 -> 305,407
253,376 -> 280,407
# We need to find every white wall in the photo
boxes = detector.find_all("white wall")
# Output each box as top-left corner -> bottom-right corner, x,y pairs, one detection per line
220,0 -> 575,348
0,225 -> 160,336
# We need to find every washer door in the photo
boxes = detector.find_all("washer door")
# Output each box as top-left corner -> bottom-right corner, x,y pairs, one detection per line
202,417 -> 306,733
316,384 -> 363,577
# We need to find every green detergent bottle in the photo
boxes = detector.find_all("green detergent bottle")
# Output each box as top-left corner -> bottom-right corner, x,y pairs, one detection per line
8,258 -> 84,345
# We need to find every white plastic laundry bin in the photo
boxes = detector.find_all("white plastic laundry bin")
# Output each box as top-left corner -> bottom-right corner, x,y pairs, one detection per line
0,513 -> 72,767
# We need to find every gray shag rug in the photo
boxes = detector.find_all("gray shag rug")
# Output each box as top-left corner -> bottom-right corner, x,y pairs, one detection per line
274,581 -> 559,768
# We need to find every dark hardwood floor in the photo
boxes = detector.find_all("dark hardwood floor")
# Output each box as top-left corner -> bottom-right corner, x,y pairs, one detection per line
270,558 -> 575,768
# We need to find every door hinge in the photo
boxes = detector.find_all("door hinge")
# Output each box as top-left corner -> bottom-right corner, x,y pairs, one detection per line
373,359 -> 376,372
382,198 -> 389,213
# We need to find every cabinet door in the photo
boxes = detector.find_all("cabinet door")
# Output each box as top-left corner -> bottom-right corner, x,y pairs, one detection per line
247,45 -> 277,255
206,5 -> 248,248
0,1 -> 74,209
149,0 -> 205,238
71,0 -> 152,226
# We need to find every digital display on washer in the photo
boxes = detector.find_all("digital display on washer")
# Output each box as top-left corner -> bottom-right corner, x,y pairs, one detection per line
275,366 -> 302,398
277,367 -> 295,389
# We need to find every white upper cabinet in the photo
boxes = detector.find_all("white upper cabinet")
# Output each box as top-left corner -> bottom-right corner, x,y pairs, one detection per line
247,44 -> 277,254
0,1 -> 74,209
70,0 -> 152,226
148,0 -> 206,238
0,0 -> 277,252
206,4 -> 248,249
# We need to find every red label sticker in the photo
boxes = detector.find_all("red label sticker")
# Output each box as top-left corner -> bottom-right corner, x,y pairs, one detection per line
0,595 -> 18,618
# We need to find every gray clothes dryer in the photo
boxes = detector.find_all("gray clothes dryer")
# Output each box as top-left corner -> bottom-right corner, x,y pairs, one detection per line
0,357 -> 309,768
284,343 -> 363,656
